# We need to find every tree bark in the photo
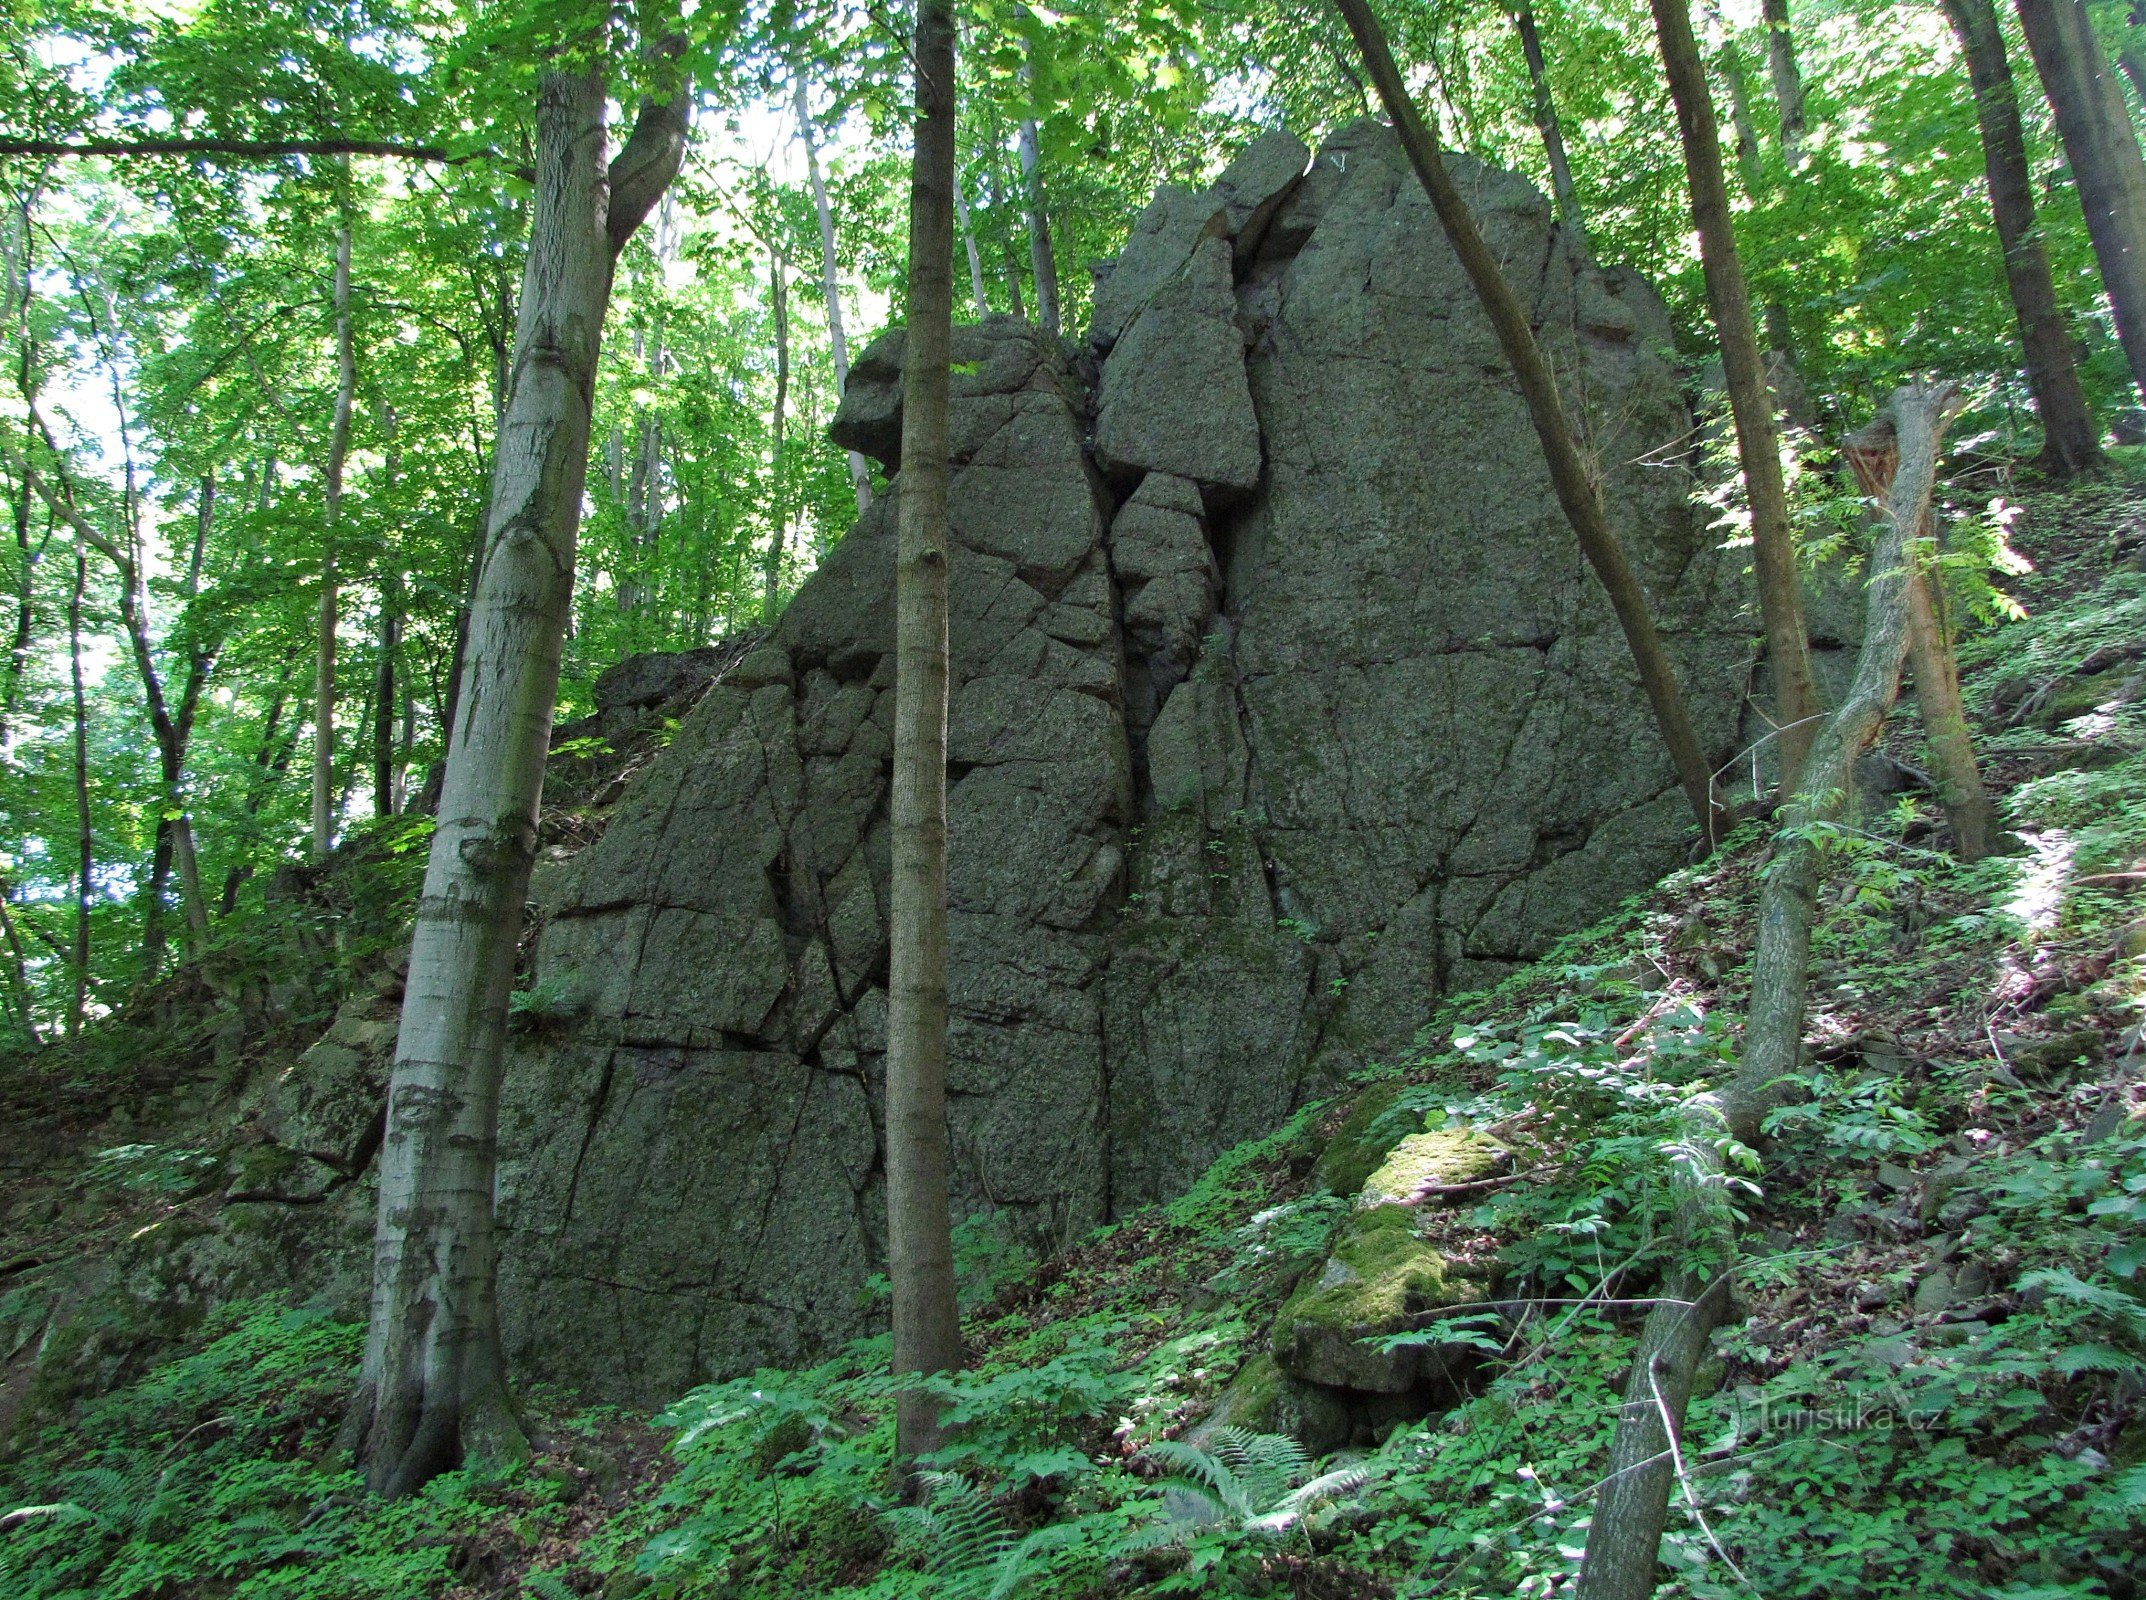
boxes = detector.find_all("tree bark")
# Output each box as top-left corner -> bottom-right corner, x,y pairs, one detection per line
954,171 -> 992,316
1511,0 -> 1594,262
1652,0 -> 1822,795
351,49 -> 688,1497
66,541 -> 89,1041
1706,0 -> 1768,189
1945,0 -> 2105,476
312,225 -> 356,860
8,422 -> 216,963
1759,0 -> 1808,166
375,406 -> 403,819
1017,115 -> 1061,336
795,76 -> 873,512
1332,0 -> 1727,841
988,157 -> 1028,320
888,0 -> 966,1473
1837,439 -> 1998,859
2016,0 -> 2146,401
762,246 -> 791,615
1575,383 -> 1963,1600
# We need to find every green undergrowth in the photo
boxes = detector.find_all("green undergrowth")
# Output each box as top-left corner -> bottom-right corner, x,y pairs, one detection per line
7,494 -> 2146,1597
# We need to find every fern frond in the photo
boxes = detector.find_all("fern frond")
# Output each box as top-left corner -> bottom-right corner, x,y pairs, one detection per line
1140,1438 -> 1253,1520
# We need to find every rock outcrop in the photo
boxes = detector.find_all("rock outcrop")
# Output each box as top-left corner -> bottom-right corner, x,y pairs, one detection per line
493,121 -> 1755,1401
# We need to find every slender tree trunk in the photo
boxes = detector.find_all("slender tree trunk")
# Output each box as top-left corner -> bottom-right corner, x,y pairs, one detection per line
1759,0 -> 1808,166
988,157 -> 1028,319
377,576 -> 402,820
2122,41 -> 2146,108
313,225 -> 357,860
351,50 -> 688,1497
375,407 -> 404,819
2017,0 -> 2146,401
1651,0 -> 1822,794
889,0 -> 966,1473
1945,0 -> 2105,475
1,456 -> 34,748
954,171 -> 992,316
66,542 -> 89,1041
7,424 -> 217,963
221,684 -> 294,917
1016,115 -> 1061,336
1707,0 -> 1768,189
1332,0 -> 1726,840
1512,0 -> 1594,261
763,248 -> 791,615
1576,383 -> 1963,1600
795,75 -> 873,512
0,875 -> 39,1045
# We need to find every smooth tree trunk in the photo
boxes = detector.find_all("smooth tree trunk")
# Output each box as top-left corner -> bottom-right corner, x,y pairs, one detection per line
1759,0 -> 1808,165
66,542 -> 89,1040
988,158 -> 1029,319
1332,0 -> 1727,840
1840,433 -> 1997,858
954,171 -> 991,316
1016,115 -> 1061,337
375,408 -> 404,819
2017,0 -> 2146,400
763,247 -> 791,615
1575,383 -> 1963,1600
1652,0 -> 1822,794
795,76 -> 873,512
351,54 -> 688,1497
888,0 -> 966,1472
313,226 -> 356,860
1945,0 -> 2105,475
1706,0 -> 1768,189
8,425 -> 216,962
1512,0 -> 1594,261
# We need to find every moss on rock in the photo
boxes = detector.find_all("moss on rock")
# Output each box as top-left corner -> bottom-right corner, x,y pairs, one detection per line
1311,1083 -> 1408,1197
1270,1204 -> 1481,1393
1358,1127 -> 1507,1208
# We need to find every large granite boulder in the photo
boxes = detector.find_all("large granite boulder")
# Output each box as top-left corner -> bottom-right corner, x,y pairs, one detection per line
493,123 -> 1756,1400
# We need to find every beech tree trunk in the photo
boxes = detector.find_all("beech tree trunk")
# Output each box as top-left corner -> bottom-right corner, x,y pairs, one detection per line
66,542 -> 89,1041
1945,0 -> 2105,476
988,158 -> 1028,319
351,51 -> 687,1497
1706,0 -> 1767,189
954,172 -> 991,315
795,76 -> 873,512
312,226 -> 356,860
1652,0 -> 1822,794
1512,0 -> 1593,261
1575,383 -> 1963,1600
375,409 -> 403,819
1759,0 -> 1808,166
1017,115 -> 1060,336
9,423 -> 215,963
1333,0 -> 1727,841
888,0 -> 966,1472
2017,0 -> 2146,401
762,247 -> 791,615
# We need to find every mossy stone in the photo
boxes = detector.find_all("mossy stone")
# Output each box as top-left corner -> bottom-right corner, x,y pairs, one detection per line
1270,1204 -> 1481,1393
1357,1128 -> 1507,1208
1312,1083 -> 1409,1197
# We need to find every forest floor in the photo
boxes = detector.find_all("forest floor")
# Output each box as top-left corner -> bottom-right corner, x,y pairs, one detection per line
2,465 -> 2144,1599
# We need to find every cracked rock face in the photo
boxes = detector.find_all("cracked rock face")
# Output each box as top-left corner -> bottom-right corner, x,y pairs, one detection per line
495,122 -> 1754,1401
